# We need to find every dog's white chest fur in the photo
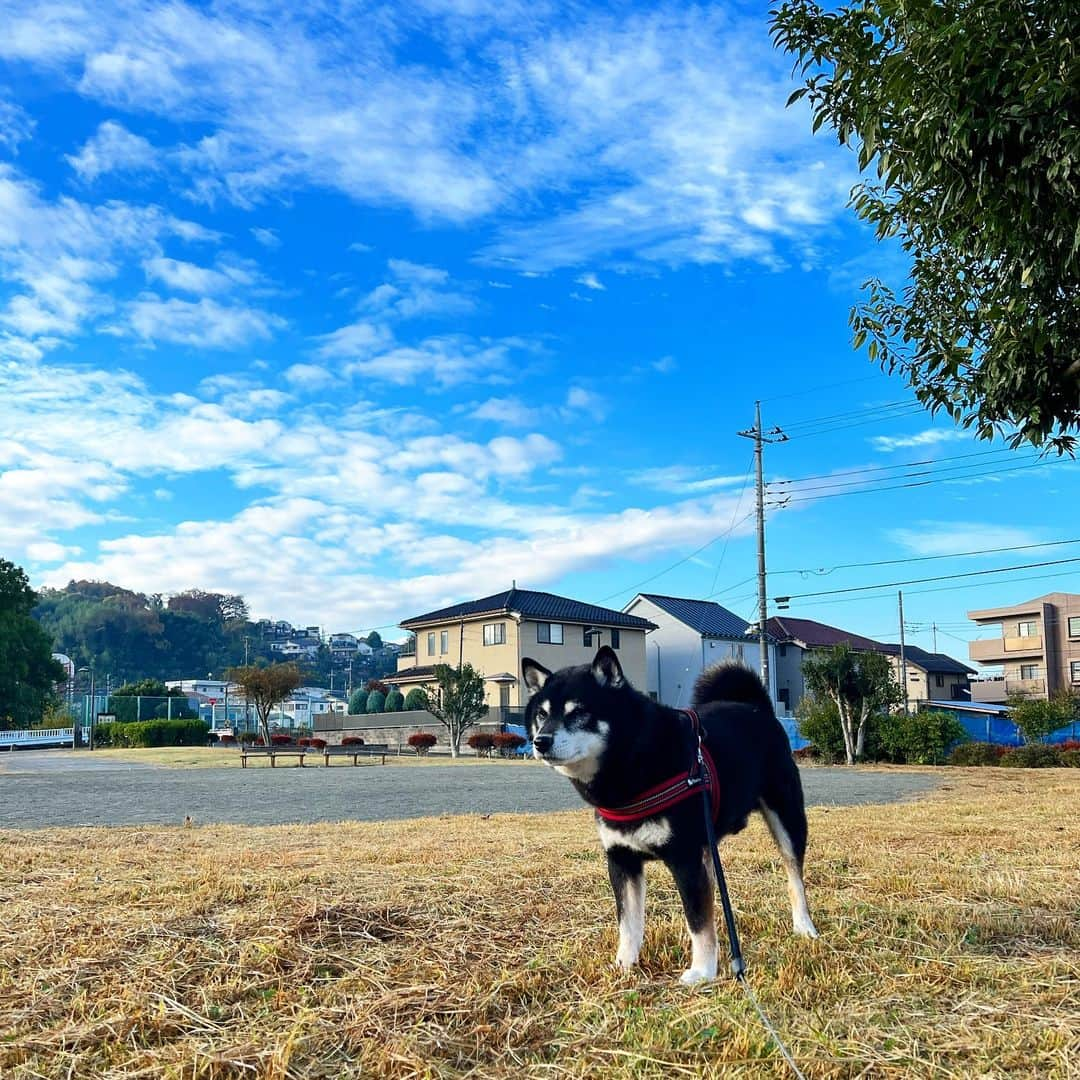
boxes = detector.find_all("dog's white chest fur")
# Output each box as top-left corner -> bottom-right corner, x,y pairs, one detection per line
597,816 -> 672,854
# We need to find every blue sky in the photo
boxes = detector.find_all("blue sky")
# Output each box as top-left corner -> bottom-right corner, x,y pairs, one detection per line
2,0 -> 1077,659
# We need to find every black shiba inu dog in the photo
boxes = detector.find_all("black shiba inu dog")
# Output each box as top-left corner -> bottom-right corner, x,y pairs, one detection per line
523,646 -> 817,984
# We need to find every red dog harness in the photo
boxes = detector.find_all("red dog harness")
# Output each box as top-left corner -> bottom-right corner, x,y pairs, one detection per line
595,708 -> 721,825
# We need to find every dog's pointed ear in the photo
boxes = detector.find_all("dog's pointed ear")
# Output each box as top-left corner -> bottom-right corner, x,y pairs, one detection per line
522,657 -> 551,697
592,645 -> 624,688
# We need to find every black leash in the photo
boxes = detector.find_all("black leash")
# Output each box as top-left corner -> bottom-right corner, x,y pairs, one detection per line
690,718 -> 809,1080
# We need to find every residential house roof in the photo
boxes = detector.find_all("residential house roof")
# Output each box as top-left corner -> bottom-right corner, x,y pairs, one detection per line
400,588 -> 657,631
765,616 -> 884,652
384,666 -> 438,684
875,644 -> 977,675
635,594 -> 752,639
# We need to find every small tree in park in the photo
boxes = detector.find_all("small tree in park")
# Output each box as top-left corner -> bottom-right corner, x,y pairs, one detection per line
404,688 -> 429,711
348,688 -> 368,715
802,645 -> 903,765
1008,689 -> 1079,745
426,663 -> 487,758
226,663 -> 302,747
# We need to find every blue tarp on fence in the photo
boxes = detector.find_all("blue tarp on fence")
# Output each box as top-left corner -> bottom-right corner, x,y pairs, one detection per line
918,702 -> 1078,746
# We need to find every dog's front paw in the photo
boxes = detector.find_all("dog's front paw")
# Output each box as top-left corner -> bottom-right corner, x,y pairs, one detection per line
794,914 -> 819,939
615,949 -> 639,972
679,967 -> 715,986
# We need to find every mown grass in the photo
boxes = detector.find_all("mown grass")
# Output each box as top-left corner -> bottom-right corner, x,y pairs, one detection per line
0,769 -> 1076,1078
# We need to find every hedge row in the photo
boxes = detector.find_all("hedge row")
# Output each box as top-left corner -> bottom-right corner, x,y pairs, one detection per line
95,718 -> 210,748
948,740 -> 1080,768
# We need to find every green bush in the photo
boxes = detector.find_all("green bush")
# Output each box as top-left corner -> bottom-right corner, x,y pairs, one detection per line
1059,749 -> 1080,767
385,689 -> 404,712
879,710 -> 969,765
948,742 -> 1003,766
348,689 -> 368,715
999,745 -> 1063,768
366,691 -> 386,714
94,718 -> 210,748
795,694 -> 885,763
404,688 -> 429,711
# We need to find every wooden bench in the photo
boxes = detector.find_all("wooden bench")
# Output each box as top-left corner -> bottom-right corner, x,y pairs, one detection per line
240,746 -> 309,768
321,743 -> 389,766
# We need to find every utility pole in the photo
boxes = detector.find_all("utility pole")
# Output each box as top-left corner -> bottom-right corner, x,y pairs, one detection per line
932,621 -> 938,653
898,590 -> 909,714
737,401 -> 786,700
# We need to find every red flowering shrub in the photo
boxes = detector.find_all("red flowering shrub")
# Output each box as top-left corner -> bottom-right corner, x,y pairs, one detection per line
467,732 -> 495,757
297,737 -> 311,747
407,732 -> 437,755
493,732 -> 526,757
308,738 -> 327,749
792,745 -> 818,761
341,736 -> 365,746
270,733 -> 294,746
219,734 -> 237,746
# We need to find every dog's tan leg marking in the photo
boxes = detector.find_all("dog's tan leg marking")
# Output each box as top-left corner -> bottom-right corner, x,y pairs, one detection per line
759,800 -> 818,938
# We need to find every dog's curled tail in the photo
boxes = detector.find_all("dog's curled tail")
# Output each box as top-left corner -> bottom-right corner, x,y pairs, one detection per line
692,660 -> 772,711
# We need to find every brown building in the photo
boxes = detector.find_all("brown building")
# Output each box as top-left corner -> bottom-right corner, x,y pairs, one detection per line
967,592 -> 1080,703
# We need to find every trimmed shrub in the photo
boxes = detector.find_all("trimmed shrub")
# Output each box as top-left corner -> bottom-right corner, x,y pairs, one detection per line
270,733 -> 294,746
219,734 -> 237,746
348,689 -> 369,715
948,742 -> 1004,766
341,736 -> 365,746
493,732 -> 526,757
467,732 -> 495,757
879,710 -> 969,765
93,718 -> 210,748
297,737 -> 311,747
408,732 -> 437,755
385,689 -> 404,712
404,688 -> 429,711
366,691 -> 386,713
308,737 -> 327,749
999,745 -> 1063,768
238,730 -> 261,744
1060,749 -> 1080,767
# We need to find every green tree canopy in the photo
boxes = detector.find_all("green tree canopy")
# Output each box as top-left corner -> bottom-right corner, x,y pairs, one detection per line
1007,688 -> 1079,744
426,664 -> 487,758
0,559 -> 67,730
773,0 -> 1080,452
801,645 -> 904,764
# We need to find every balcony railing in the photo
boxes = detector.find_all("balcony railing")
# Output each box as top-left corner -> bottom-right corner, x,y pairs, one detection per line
969,635 -> 1044,662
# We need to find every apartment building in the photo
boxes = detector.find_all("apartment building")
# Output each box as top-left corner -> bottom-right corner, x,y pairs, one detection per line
388,587 -> 656,709
967,592 -> 1080,703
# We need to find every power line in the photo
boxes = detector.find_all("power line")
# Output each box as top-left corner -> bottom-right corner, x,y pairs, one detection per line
709,454 -> 757,597
779,399 -> 913,431
780,405 -> 927,440
767,452 -> 1041,496
759,373 -> 889,404
775,556 -> 1080,603
771,537 -> 1080,578
768,445 -> 1021,486
771,457 -> 1060,506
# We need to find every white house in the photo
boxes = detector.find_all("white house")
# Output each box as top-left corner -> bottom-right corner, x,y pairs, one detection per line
622,593 -> 778,709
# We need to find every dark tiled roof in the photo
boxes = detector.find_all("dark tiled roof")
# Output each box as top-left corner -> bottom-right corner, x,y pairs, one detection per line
765,616 -> 884,652
400,589 -> 657,631
875,644 -> 976,675
384,666 -> 437,683
637,594 -> 752,639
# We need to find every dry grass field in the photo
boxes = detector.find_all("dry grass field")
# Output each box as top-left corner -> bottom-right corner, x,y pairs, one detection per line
1,769 -> 1077,1078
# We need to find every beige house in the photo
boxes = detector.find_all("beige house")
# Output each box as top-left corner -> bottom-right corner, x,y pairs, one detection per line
967,592 -> 1080,703
387,587 -> 656,710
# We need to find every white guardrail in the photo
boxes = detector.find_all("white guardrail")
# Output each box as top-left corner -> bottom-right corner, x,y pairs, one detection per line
0,727 -> 88,748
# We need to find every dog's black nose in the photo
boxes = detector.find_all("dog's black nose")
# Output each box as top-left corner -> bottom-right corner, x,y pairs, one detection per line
533,733 -> 554,755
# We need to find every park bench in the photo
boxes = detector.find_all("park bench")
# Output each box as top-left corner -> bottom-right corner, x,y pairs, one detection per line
321,743 -> 389,766
240,746 -> 309,768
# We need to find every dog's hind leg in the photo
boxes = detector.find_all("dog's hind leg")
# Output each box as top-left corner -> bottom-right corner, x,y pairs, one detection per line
669,848 -> 717,984
758,794 -> 818,938
607,849 -> 646,970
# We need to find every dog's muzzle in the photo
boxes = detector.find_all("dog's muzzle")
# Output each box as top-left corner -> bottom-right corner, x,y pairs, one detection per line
532,732 -> 554,756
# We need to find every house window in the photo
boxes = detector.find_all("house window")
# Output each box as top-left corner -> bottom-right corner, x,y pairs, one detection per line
777,688 -> 790,707
427,632 -> 435,656
1071,661 -> 1080,683
583,627 -> 595,647
1019,664 -> 1040,680
611,629 -> 620,649
1069,616 -> 1080,638
483,622 -> 506,646
1017,620 -> 1038,637
935,674 -> 945,688
440,630 -> 449,655
536,623 -> 564,645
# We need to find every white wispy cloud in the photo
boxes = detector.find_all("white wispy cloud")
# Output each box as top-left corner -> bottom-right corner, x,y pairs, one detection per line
66,120 -> 159,180
575,271 -> 605,291
250,227 -> 280,248
116,295 -> 286,349
871,428 -> 970,452
887,522 -> 1049,558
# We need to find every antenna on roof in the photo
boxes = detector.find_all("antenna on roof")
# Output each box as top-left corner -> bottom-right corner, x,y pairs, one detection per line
512,579 -> 516,589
